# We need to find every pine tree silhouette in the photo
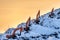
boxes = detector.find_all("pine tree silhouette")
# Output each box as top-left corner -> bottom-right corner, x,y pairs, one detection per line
49,8 -> 55,18
24,17 -> 31,32
35,10 -> 40,24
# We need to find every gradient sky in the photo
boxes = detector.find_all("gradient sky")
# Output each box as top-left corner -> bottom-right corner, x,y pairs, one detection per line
0,0 -> 60,33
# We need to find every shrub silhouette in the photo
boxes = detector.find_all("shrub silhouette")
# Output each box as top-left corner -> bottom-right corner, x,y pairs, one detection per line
6,27 -> 23,39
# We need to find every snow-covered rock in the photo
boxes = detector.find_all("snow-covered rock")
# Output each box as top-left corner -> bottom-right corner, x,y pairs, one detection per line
1,8 -> 60,40
5,28 -> 15,34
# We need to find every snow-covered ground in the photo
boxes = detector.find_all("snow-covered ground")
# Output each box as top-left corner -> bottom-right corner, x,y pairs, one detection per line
1,8 -> 60,40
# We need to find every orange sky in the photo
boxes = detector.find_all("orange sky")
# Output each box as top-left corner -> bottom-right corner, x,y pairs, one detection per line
0,0 -> 60,33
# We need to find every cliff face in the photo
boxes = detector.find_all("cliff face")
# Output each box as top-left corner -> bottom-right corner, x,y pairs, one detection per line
1,8 -> 60,40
